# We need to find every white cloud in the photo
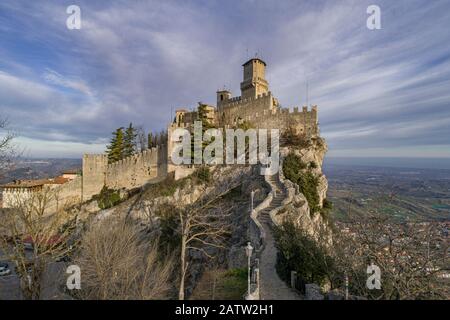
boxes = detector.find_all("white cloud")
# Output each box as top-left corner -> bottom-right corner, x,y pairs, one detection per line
42,69 -> 94,96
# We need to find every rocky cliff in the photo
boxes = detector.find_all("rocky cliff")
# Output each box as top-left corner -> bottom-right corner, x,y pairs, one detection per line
276,137 -> 332,244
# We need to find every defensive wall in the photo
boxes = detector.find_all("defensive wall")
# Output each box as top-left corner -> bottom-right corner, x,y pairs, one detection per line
82,145 -> 168,201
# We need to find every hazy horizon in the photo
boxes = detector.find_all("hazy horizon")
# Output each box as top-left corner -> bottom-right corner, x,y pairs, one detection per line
18,156 -> 450,171
324,156 -> 450,170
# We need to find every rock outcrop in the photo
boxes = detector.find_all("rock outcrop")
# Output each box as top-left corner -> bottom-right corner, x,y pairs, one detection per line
275,137 -> 332,243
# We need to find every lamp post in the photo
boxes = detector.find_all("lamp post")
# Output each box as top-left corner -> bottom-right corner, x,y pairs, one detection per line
344,273 -> 349,300
245,242 -> 254,297
251,190 -> 255,212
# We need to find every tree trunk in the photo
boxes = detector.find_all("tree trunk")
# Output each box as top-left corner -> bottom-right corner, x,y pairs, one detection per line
179,236 -> 186,300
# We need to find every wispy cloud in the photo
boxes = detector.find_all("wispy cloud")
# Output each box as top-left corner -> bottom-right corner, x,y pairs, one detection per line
42,69 -> 94,96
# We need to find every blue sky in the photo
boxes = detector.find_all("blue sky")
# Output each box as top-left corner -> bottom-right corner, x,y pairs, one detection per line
0,0 -> 450,158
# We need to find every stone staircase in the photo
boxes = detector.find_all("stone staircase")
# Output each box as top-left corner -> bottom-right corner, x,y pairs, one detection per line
258,174 -> 302,300
258,174 -> 285,225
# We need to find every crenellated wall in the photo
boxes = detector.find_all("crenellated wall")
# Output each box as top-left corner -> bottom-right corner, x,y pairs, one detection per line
81,145 -> 168,200
219,91 -> 275,125
105,145 -> 167,190
54,176 -> 82,210
82,154 -> 108,201
245,105 -> 319,136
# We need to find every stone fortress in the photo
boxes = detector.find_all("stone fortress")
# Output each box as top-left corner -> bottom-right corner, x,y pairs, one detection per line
171,58 -> 319,136
1,58 -> 321,208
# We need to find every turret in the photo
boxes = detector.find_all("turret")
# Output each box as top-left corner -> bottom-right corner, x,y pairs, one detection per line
217,90 -> 231,111
240,58 -> 269,99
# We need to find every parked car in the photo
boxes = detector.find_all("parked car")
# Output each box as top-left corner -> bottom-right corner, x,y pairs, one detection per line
22,235 -> 64,250
23,242 -> 34,250
55,255 -> 70,262
0,262 -> 11,276
0,268 -> 11,276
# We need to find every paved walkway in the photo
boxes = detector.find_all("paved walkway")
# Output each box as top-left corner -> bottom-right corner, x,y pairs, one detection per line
258,175 -> 302,300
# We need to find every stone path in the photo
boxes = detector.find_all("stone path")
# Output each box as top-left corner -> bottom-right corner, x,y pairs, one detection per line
258,174 -> 302,300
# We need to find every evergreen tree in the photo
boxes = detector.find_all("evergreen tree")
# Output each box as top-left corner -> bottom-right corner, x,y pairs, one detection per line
197,103 -> 214,130
106,127 -> 124,163
123,123 -> 137,157
192,103 -> 217,162
148,132 -> 154,149
159,130 -> 167,146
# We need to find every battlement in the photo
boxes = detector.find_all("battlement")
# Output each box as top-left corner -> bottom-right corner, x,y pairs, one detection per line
106,146 -> 161,170
237,105 -> 317,122
221,91 -> 273,109
81,145 -> 168,200
170,122 -> 191,129
105,145 -> 165,190
83,154 -> 108,161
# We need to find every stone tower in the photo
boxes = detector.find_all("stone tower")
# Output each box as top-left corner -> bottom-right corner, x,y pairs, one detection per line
216,89 -> 232,112
240,58 -> 269,100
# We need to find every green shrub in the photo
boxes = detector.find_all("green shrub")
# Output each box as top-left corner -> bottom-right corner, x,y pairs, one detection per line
274,220 -> 335,286
194,166 -> 211,183
298,172 -> 321,214
220,268 -> 248,299
309,161 -> 317,169
94,186 -> 122,210
319,199 -> 333,222
283,153 -> 320,214
158,205 -> 181,252
282,153 -> 307,181
322,198 -> 333,210
281,128 -> 311,148
237,120 -> 254,131
225,268 -> 248,280
146,176 -> 187,198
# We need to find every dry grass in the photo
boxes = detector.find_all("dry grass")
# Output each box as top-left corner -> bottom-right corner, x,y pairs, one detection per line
74,216 -> 175,300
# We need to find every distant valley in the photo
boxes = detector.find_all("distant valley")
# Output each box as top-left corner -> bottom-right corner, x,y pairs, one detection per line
324,161 -> 450,222
0,158 -> 82,185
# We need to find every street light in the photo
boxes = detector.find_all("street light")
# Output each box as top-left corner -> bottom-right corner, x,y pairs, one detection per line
344,273 -> 349,300
251,190 -> 256,212
245,242 -> 254,297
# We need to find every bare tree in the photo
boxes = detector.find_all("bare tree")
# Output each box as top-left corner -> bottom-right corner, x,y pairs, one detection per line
332,211 -> 449,299
0,187 -> 77,299
0,117 -> 18,176
135,125 -> 148,152
74,216 -> 174,300
177,182 -> 238,300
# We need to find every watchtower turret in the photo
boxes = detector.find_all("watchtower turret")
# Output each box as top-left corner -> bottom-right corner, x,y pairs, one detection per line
217,90 -> 231,111
240,58 -> 269,100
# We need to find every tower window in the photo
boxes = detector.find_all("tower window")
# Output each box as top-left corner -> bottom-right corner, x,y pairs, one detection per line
220,95 -> 224,101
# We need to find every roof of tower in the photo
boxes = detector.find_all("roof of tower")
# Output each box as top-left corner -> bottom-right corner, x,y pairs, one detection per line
242,58 -> 267,67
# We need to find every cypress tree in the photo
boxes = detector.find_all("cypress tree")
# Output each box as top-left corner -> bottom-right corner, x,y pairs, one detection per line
123,123 -> 137,157
148,132 -> 153,149
106,127 -> 124,163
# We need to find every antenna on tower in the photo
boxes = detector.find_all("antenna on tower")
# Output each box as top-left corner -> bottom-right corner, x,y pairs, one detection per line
306,79 -> 309,107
